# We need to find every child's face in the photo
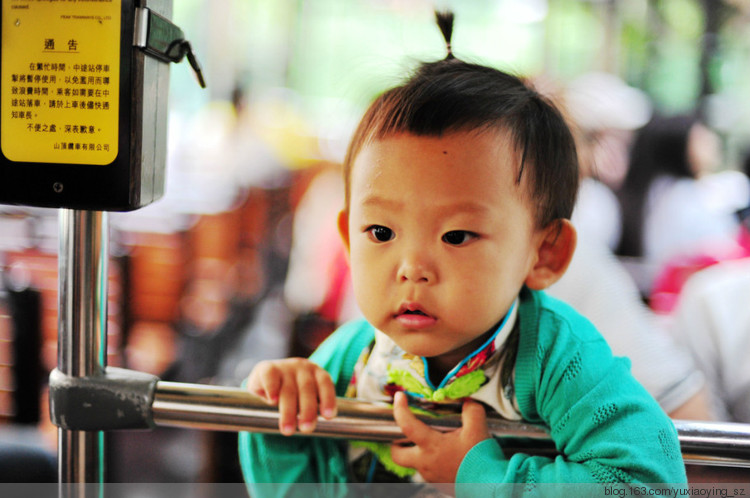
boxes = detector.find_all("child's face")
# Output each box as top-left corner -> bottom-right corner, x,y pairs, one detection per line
340,130 -> 547,368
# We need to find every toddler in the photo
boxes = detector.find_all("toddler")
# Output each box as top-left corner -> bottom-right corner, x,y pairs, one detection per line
239,11 -> 686,495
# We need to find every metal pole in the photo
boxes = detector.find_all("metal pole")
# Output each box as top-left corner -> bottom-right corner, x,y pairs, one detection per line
57,210 -> 109,485
152,381 -> 750,468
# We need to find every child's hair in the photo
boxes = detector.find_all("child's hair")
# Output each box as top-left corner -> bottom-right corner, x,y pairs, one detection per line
342,11 -> 579,229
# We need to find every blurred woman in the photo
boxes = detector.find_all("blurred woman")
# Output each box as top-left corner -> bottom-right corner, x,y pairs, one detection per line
616,114 -> 742,289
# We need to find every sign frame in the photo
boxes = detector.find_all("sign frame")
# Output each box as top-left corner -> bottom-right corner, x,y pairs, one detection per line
0,0 -> 170,212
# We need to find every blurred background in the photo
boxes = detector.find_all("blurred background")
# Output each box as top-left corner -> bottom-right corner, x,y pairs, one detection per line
2,0 -> 750,484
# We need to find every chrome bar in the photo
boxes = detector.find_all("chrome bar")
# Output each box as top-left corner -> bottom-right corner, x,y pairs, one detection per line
57,210 -> 109,485
152,381 -> 750,467
679,420 -> 750,467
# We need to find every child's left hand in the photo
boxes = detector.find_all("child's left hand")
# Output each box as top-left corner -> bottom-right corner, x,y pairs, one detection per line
390,391 -> 491,483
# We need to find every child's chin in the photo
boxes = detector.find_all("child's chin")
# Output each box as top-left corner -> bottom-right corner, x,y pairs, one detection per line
397,342 -> 451,359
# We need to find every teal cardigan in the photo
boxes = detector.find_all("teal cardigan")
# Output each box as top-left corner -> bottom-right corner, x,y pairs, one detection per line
239,288 -> 686,495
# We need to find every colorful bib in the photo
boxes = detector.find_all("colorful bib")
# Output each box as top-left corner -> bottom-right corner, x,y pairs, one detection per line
346,299 -> 521,479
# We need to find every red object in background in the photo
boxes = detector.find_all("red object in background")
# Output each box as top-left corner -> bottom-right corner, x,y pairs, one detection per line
650,223 -> 750,314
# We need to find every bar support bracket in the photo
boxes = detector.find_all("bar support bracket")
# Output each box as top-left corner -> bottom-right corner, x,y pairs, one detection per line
49,367 -> 159,431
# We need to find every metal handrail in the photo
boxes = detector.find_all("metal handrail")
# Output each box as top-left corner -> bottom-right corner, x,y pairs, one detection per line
152,381 -> 750,468
57,210 -> 108,485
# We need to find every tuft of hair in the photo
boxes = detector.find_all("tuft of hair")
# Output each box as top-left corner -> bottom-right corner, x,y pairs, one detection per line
435,10 -> 455,59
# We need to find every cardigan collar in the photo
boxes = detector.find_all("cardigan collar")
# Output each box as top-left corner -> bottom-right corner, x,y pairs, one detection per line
349,299 -> 519,413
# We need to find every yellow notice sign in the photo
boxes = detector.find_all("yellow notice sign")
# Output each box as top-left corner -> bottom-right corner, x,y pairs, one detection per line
1,0 -> 121,165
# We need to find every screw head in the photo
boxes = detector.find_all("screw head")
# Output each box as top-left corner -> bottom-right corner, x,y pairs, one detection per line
53,182 -> 64,193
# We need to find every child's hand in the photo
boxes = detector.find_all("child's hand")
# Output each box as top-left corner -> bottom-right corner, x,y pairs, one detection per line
246,358 -> 337,436
390,391 -> 491,484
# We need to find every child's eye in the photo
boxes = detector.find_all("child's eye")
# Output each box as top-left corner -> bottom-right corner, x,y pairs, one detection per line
366,225 -> 394,242
442,230 -> 478,246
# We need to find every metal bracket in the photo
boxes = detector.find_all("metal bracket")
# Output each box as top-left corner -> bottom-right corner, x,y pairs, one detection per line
134,7 -> 206,88
49,367 -> 160,431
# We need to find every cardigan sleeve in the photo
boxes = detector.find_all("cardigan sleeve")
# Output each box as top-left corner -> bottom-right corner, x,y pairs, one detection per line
238,319 -> 374,497
456,292 -> 687,491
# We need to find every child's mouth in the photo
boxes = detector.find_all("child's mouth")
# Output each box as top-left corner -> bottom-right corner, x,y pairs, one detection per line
395,306 -> 436,328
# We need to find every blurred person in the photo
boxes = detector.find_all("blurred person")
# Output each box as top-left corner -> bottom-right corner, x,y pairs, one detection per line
283,163 -> 358,357
541,76 -> 711,418
558,79 -> 712,416
670,254 -> 750,423
228,83 -> 289,190
547,235 -> 711,420
564,72 -> 652,252
283,164 -> 356,324
616,114 -> 745,292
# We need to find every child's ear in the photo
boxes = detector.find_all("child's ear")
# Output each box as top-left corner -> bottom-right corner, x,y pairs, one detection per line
524,219 -> 577,290
337,209 -> 351,253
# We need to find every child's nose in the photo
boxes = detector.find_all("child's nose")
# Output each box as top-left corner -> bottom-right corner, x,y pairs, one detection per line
396,257 -> 436,284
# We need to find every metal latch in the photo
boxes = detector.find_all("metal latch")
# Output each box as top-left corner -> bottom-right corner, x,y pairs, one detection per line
134,7 -> 206,88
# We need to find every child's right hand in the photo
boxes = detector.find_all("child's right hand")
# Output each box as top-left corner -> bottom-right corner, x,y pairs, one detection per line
246,358 -> 337,436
